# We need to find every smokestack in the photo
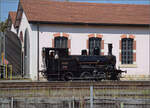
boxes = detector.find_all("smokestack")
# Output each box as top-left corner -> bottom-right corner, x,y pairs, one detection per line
108,44 -> 112,55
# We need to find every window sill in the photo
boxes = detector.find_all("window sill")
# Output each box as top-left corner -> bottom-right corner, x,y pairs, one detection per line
119,64 -> 137,68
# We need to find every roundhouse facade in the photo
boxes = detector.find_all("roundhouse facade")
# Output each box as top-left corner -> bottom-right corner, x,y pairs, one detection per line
9,0 -> 150,80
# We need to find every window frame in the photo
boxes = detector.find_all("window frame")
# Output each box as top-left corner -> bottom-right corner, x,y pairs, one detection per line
54,36 -> 68,48
121,38 -> 133,64
89,37 -> 101,55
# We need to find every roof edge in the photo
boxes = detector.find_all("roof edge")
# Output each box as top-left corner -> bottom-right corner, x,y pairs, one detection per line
29,21 -> 150,27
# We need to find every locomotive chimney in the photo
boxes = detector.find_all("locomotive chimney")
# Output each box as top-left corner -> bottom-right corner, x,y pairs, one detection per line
108,44 -> 113,55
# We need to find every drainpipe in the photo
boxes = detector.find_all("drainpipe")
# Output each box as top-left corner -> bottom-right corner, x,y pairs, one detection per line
3,32 -> 5,78
149,25 -> 150,77
37,23 -> 39,81
149,4 -> 150,77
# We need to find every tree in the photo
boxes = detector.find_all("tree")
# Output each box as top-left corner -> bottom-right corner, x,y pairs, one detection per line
0,19 -> 8,33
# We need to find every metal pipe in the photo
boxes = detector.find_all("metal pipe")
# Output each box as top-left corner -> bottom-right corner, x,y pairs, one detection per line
11,97 -> 13,108
0,32 -> 2,64
21,49 -> 23,78
90,86 -> 93,108
69,101 -> 71,108
10,65 -> 12,80
72,96 -> 75,108
6,64 -> 7,79
3,32 -> 5,78
149,3 -> 150,77
37,24 -> 39,81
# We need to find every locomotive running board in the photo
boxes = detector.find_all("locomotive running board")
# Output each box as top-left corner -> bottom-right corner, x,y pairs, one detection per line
70,77 -> 104,80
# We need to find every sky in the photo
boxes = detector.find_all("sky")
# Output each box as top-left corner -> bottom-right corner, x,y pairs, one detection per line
0,0 -> 19,22
0,0 -> 150,22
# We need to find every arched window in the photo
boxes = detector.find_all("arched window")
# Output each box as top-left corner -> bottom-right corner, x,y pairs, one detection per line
24,31 -> 28,57
89,37 -> 101,55
20,31 -> 23,42
121,38 -> 133,64
54,36 -> 68,48
24,28 -> 30,77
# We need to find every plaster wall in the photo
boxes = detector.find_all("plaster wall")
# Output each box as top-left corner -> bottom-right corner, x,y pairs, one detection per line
18,18 -> 150,80
30,24 -> 150,78
10,24 -> 17,34
18,12 -> 37,80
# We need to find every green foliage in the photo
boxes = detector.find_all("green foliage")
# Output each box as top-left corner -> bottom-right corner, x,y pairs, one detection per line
0,19 -> 8,33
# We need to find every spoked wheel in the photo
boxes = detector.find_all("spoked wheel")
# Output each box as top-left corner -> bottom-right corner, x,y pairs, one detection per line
80,72 -> 91,80
95,72 -> 106,81
62,72 -> 73,81
110,73 -> 120,80
115,73 -> 121,81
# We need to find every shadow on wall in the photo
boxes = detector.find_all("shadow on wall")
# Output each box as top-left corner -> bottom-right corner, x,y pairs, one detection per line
31,24 -> 149,35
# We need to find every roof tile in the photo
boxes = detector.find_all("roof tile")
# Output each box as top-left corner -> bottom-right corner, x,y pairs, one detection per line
20,0 -> 150,25
9,12 -> 17,25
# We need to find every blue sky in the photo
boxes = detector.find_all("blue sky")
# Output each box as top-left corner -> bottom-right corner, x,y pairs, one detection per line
0,0 -> 149,22
0,0 -> 19,21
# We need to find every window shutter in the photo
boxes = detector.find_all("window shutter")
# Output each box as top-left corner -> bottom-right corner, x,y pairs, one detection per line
133,40 -> 136,62
86,39 -> 89,49
133,40 -> 136,50
101,40 -> 104,49
133,53 -> 136,62
101,40 -> 104,55
52,39 -> 54,48
119,53 -> 122,62
68,39 -> 71,49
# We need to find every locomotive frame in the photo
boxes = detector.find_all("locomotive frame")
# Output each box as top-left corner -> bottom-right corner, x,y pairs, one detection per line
41,44 -> 125,81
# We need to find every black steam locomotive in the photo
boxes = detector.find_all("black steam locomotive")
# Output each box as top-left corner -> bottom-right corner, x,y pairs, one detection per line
41,44 -> 125,81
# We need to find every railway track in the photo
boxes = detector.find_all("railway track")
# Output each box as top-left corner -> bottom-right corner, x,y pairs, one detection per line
0,81 -> 150,98
0,81 -> 150,88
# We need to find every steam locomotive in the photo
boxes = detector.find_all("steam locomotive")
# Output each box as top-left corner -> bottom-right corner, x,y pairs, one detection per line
41,44 -> 125,81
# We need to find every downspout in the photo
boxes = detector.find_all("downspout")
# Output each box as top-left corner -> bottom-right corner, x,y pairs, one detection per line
149,3 -> 150,77
149,20 -> 150,77
37,23 -> 39,81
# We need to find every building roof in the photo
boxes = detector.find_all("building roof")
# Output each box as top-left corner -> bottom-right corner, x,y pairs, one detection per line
20,0 -> 150,26
9,12 -> 17,25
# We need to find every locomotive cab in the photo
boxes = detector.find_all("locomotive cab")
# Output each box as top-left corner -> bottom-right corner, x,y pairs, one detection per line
42,48 -> 79,81
42,48 -> 69,80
